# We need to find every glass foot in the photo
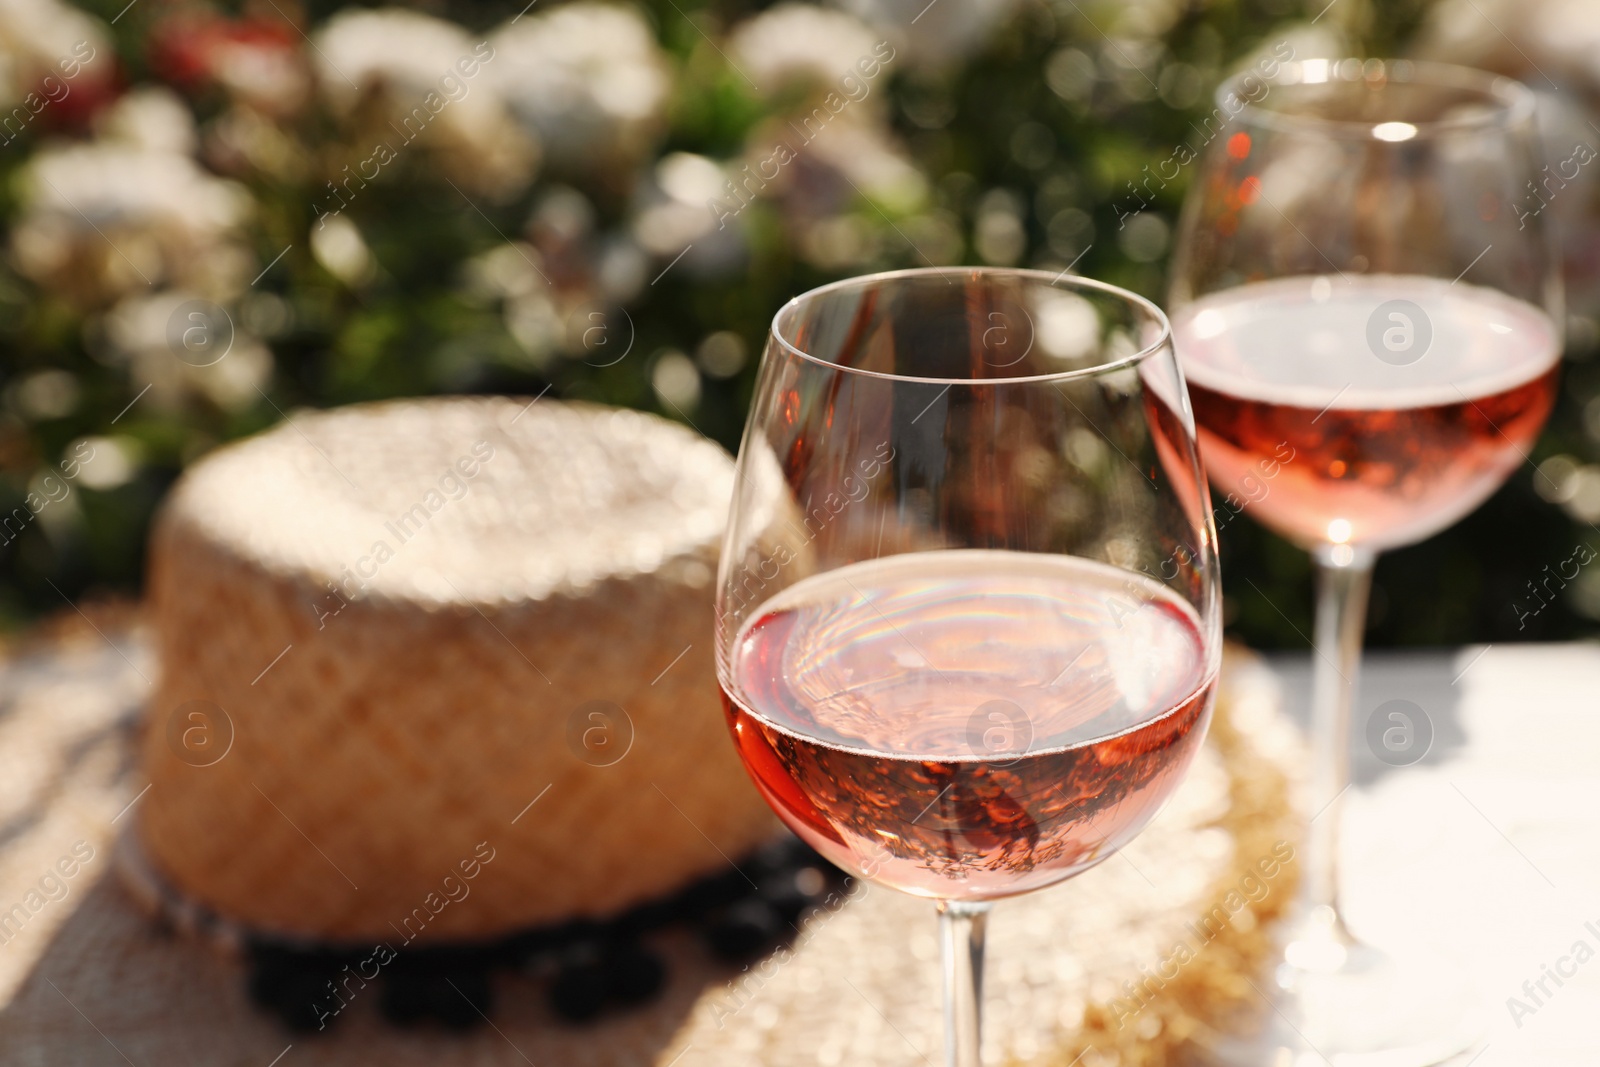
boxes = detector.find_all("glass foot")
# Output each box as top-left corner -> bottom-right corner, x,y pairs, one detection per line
1199,906 -> 1482,1067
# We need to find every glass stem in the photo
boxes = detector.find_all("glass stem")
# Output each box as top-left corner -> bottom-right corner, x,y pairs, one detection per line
937,899 -> 992,1067
1303,543 -> 1375,926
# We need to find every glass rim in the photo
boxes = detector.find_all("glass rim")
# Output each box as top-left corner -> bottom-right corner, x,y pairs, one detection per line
1216,57 -> 1537,141
769,266 -> 1173,387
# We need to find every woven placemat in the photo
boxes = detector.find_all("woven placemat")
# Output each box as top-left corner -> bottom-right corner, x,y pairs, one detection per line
0,616 -> 1302,1066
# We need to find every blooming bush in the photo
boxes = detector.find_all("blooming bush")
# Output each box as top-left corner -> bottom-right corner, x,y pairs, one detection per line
0,0 -> 1595,647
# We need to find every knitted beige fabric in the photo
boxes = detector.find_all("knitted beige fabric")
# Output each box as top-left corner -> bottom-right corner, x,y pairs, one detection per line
138,398 -> 781,943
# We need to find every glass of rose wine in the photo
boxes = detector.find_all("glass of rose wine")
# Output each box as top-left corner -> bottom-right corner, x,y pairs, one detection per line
715,267 -> 1223,1066
1169,59 -> 1560,1065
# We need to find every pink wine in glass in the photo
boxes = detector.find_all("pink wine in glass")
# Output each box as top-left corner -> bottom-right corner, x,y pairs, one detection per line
720,550 -> 1217,900
1173,274 -> 1559,550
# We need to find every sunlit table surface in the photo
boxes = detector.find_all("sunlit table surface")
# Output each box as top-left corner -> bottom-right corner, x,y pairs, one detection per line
1266,643 -> 1600,1067
0,632 -> 1594,1065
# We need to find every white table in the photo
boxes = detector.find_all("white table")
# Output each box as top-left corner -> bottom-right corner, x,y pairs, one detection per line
1267,644 -> 1600,1066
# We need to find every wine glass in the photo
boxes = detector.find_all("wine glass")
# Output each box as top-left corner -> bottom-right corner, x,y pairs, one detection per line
1169,59 -> 1560,1064
714,266 -> 1223,1067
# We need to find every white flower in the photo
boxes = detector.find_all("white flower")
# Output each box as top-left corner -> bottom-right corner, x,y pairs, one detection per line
806,118 -> 925,210
0,0 -> 111,108
13,141 -> 252,302
720,110 -> 926,268
742,111 -> 924,215
103,290 -> 273,412
313,8 -> 536,196
21,145 -> 246,242
310,214 -> 375,287
636,152 -> 723,256
832,0 -> 1018,68
633,152 -> 746,277
490,3 -> 670,169
729,3 -> 881,89
314,8 -> 476,111
67,435 -> 140,490
96,86 -> 197,156
200,23 -> 311,116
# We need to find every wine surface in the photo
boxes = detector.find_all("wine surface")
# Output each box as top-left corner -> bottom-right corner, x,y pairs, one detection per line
1174,275 -> 1559,549
721,550 -> 1215,900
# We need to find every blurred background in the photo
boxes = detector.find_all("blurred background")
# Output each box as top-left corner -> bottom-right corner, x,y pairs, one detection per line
1,0 -> 1598,648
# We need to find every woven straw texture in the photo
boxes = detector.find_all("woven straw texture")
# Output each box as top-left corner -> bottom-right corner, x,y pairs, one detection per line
138,398 -> 783,942
0,617 -> 1303,1066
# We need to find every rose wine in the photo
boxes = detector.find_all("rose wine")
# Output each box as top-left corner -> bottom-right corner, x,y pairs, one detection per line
1173,275 -> 1559,549
720,550 -> 1216,900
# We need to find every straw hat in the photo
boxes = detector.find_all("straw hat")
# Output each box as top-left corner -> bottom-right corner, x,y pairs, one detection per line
138,397 -> 782,944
